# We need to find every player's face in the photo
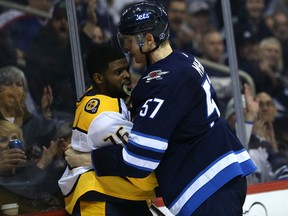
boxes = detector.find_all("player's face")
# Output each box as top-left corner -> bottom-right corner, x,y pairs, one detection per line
118,34 -> 146,64
102,58 -> 132,98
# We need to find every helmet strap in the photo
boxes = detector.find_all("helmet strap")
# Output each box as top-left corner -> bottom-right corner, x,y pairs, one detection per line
140,43 -> 160,66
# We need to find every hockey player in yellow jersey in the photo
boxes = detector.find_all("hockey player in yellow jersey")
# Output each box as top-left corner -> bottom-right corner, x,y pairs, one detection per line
58,46 -> 157,216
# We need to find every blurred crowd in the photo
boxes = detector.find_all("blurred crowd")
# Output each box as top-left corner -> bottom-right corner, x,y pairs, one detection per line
0,0 -> 288,214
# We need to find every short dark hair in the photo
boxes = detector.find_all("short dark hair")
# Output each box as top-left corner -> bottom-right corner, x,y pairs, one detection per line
167,0 -> 187,10
86,46 -> 126,82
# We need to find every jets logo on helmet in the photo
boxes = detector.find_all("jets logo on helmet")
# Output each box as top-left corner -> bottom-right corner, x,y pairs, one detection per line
118,1 -> 170,44
136,13 -> 150,21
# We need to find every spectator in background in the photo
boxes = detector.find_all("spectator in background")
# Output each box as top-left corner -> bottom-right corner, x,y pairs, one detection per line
201,30 -> 227,64
282,37 -> 288,76
91,25 -> 106,44
225,84 -> 259,149
272,12 -> 288,41
75,0 -> 119,39
178,1 -> 216,56
224,85 -> 274,183
167,0 -> 188,51
199,30 -> 233,114
214,0 -> 246,31
77,0 -> 111,53
0,66 -> 64,158
0,0 -> 53,66
265,0 -> 288,16
236,32 -> 260,77
256,37 -> 288,118
0,120 -> 66,214
0,29 -> 17,68
249,92 -> 288,181
225,86 -> 288,183
271,12 -> 288,75
77,0 -> 112,86
234,0 -> 273,49
0,120 -> 26,177
254,92 -> 279,152
25,1 -> 76,116
273,117 -> 288,160
185,0 -> 221,29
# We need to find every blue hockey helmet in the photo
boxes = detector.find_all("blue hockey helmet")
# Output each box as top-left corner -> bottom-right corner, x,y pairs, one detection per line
118,1 -> 170,46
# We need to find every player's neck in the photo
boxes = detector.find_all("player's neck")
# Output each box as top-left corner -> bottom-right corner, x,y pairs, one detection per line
150,43 -> 173,64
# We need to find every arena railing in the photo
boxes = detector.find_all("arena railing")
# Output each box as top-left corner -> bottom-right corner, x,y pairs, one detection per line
0,0 -> 51,19
197,57 -> 256,96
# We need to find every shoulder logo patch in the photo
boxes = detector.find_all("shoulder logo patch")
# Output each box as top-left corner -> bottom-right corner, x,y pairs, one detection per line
85,98 -> 100,114
142,70 -> 169,83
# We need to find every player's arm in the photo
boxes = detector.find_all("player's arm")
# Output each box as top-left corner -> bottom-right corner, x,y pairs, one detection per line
92,129 -> 168,178
91,66 -> 220,178
92,84 -> 194,178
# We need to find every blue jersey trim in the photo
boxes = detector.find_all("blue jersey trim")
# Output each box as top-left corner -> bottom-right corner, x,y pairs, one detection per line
131,130 -> 168,143
124,146 -> 161,163
129,140 -> 166,153
168,149 -> 256,215
168,151 -> 232,209
240,159 -> 257,176
123,159 -> 154,172
176,164 -> 243,216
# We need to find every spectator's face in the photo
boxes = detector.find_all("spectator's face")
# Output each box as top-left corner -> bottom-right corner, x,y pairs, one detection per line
274,13 -> 288,40
0,80 -> 24,92
168,1 -> 187,32
202,32 -> 224,62
257,92 -> 276,122
188,11 -> 209,29
0,132 -> 18,150
52,16 -> 69,43
0,79 -> 25,111
239,42 -> 260,62
246,0 -> 265,19
100,58 -> 131,98
92,26 -> 105,44
261,42 -> 281,68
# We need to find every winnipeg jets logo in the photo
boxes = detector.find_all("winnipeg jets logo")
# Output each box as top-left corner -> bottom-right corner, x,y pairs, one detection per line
136,12 -> 150,21
142,70 -> 169,83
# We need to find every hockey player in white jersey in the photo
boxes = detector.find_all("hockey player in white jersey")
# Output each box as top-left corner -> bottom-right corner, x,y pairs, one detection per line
58,46 -> 157,216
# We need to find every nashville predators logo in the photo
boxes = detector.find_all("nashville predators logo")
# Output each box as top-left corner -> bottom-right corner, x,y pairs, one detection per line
85,99 -> 100,114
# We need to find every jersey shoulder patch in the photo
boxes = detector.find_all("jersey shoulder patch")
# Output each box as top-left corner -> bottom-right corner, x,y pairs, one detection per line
84,98 -> 100,114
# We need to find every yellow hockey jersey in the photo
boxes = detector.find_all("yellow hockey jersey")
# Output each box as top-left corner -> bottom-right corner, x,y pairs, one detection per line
58,87 -> 157,214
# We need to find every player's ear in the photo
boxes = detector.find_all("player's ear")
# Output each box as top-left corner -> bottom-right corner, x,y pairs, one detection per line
93,73 -> 103,85
145,33 -> 154,45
